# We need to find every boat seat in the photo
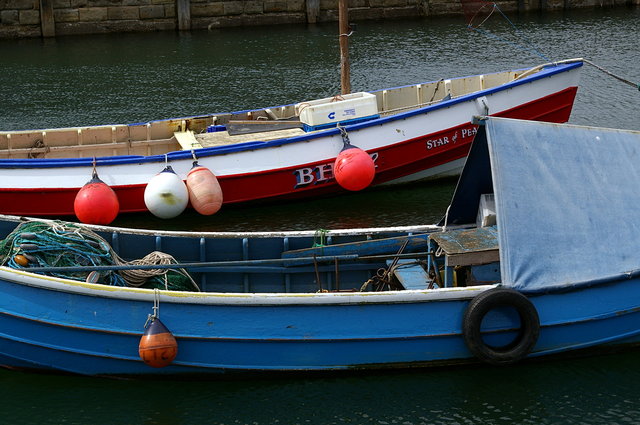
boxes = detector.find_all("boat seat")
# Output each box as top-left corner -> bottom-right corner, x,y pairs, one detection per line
174,130 -> 203,150
386,259 -> 431,290
195,127 -> 306,148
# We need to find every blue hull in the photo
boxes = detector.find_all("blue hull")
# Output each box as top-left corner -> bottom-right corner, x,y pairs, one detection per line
1,264 -> 639,376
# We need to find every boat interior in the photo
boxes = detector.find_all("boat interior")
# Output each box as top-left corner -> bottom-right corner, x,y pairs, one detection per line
0,68 -> 529,160
0,207 -> 501,294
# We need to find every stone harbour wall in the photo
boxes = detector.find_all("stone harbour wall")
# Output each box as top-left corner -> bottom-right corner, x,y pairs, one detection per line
0,0 -> 638,38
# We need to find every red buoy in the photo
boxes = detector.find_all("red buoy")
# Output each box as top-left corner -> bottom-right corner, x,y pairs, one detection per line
138,318 -> 178,368
334,146 -> 376,191
73,169 -> 120,225
186,162 -> 223,215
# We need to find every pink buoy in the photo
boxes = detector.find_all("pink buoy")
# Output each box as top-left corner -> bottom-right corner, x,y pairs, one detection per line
186,161 -> 223,215
334,146 -> 375,191
73,168 -> 120,225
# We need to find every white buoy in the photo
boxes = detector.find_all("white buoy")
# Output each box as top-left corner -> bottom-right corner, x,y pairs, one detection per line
144,166 -> 189,219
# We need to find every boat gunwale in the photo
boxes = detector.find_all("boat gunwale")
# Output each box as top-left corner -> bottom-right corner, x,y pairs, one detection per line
2,214 -> 443,238
0,266 -> 493,305
0,61 -> 583,169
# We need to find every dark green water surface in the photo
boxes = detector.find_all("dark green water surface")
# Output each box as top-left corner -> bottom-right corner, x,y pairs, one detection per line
1,6 -> 639,424
1,6 -> 639,232
1,350 -> 639,424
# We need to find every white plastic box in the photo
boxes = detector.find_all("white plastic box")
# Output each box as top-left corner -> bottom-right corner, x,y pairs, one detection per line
476,193 -> 496,227
296,92 -> 379,128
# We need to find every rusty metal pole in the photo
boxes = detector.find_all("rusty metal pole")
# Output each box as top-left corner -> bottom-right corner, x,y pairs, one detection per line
338,0 -> 351,95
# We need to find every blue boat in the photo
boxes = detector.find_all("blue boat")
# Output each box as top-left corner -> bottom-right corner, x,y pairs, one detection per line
0,116 -> 639,376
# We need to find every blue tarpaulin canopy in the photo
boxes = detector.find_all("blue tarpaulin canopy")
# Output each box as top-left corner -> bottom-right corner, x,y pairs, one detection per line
445,117 -> 640,292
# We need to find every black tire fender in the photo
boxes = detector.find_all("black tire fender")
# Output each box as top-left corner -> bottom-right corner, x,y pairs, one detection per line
462,288 -> 540,365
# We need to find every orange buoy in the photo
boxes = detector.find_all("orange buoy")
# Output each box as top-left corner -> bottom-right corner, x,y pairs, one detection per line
74,168 -> 120,225
14,254 -> 29,267
186,161 -> 223,215
334,146 -> 376,191
138,318 -> 178,368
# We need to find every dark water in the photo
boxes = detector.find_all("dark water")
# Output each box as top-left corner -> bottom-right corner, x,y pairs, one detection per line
1,6 -> 640,424
1,6 -> 639,232
1,350 -> 639,424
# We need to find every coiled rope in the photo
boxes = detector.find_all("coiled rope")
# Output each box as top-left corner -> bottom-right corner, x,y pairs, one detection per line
0,220 -> 199,292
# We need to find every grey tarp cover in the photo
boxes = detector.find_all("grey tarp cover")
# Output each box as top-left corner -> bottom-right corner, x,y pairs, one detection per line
447,117 -> 640,292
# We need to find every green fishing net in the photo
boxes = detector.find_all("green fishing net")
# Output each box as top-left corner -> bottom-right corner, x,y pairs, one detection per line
0,220 -> 199,292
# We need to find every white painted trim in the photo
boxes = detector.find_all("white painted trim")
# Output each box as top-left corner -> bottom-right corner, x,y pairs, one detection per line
0,266 -> 495,306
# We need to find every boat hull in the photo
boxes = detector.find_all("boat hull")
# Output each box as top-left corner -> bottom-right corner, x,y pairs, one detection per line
0,265 -> 638,376
0,63 -> 581,216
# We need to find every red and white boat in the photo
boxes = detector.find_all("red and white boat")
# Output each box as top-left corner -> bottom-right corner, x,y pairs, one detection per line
0,59 -> 582,217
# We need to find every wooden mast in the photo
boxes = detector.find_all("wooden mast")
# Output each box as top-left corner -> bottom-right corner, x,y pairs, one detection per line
338,0 -> 351,95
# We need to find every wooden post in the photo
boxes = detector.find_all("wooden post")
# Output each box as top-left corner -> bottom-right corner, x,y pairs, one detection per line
338,0 -> 350,95
176,0 -> 191,31
39,0 -> 55,38
306,0 -> 320,24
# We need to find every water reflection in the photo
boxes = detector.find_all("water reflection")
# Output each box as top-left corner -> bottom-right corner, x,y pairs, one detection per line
2,349 -> 639,424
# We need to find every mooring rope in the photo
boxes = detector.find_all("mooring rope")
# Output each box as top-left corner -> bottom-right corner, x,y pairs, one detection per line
582,59 -> 640,91
467,2 -> 551,62
466,2 -> 640,92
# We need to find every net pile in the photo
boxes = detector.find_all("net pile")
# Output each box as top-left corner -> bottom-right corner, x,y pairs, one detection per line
0,221 -> 199,292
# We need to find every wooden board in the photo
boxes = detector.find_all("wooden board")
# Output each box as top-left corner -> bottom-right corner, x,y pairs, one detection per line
430,226 -> 499,267
195,127 -> 306,148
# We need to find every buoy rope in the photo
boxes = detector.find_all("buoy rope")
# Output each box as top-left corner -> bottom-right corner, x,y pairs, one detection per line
143,289 -> 161,328
338,125 -> 352,149
0,221 -> 199,291
582,59 -> 640,91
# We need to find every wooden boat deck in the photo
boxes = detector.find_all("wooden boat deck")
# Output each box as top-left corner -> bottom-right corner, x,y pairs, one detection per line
0,67 -> 529,159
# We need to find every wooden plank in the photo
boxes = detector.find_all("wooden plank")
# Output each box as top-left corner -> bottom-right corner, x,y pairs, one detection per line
447,250 -> 499,267
226,120 -> 303,136
0,138 -> 177,158
429,226 -> 498,255
431,226 -> 499,268
196,127 -> 305,147
176,0 -> 191,31
175,131 -> 202,150
39,0 -> 55,38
